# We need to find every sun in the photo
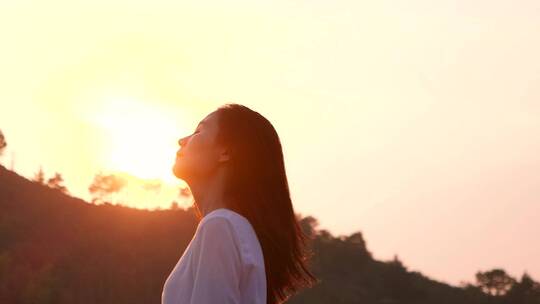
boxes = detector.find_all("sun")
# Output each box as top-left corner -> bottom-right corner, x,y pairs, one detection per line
91,97 -> 189,184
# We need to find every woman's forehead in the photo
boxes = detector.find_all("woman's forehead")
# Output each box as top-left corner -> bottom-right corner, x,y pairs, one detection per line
198,111 -> 219,127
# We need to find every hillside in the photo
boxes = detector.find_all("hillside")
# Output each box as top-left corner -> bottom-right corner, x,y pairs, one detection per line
0,165 -> 538,304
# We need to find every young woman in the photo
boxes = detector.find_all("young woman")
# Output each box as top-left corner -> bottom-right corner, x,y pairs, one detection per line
161,104 -> 318,304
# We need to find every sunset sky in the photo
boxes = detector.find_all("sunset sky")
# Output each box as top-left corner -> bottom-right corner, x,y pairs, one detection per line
1,0 -> 539,287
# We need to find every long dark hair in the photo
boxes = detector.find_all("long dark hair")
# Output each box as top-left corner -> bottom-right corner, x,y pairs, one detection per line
209,103 -> 318,304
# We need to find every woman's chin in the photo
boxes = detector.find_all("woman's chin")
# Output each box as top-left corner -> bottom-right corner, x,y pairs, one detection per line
172,163 -> 186,180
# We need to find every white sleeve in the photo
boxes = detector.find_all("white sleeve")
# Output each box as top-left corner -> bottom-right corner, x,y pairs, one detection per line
189,217 -> 242,304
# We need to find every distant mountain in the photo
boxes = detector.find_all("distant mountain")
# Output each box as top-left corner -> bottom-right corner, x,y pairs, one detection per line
1,164 -> 538,304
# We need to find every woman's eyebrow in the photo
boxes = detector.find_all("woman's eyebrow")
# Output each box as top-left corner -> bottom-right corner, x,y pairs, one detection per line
194,121 -> 205,131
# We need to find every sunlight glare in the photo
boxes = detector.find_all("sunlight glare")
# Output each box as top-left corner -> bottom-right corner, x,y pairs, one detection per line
91,97 -> 188,184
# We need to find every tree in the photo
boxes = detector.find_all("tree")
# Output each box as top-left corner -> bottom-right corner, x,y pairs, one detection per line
32,167 -> 68,194
388,254 -> 407,272
0,129 -> 6,157
46,172 -> 69,194
33,166 -> 46,184
178,186 -> 191,198
345,232 -> 372,259
299,215 -> 319,238
169,201 -> 180,210
88,172 -> 127,204
475,268 -> 516,296
506,272 -> 540,303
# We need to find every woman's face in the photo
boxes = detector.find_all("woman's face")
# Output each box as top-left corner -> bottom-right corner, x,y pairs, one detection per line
172,111 -> 227,183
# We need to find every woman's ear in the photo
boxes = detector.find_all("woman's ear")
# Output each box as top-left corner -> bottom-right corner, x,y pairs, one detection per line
218,147 -> 231,163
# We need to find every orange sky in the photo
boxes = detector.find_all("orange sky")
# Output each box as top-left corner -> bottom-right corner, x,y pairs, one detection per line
1,0 -> 539,287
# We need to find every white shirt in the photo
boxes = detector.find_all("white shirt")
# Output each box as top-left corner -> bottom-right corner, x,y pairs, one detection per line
161,207 -> 267,304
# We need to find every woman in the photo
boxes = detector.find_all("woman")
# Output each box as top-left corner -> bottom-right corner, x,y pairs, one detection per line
162,104 -> 318,304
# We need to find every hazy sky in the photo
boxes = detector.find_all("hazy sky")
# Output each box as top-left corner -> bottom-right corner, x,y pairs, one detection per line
1,0 -> 539,286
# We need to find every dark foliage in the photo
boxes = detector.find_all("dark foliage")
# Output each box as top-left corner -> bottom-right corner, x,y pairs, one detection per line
0,130 -> 6,157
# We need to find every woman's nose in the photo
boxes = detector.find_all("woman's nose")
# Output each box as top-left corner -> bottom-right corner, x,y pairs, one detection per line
178,135 -> 189,147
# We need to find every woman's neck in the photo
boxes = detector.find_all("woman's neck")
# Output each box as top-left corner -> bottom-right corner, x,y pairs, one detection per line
189,169 -> 228,217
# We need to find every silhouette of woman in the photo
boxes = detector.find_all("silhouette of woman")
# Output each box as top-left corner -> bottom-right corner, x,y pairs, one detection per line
161,104 -> 318,304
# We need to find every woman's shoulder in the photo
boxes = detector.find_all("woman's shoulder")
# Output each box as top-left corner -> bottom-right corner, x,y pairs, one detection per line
198,208 -> 264,266
198,208 -> 253,241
